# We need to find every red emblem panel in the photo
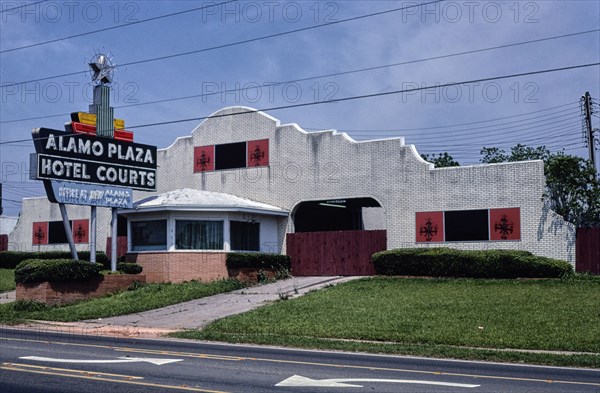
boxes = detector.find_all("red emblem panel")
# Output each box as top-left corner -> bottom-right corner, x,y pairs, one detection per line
72,219 -> 89,244
416,211 -> 444,242
32,222 -> 49,245
490,208 -> 521,241
247,139 -> 269,167
194,145 -> 215,172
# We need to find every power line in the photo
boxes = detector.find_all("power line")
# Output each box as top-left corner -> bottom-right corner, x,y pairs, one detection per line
306,102 -> 579,132
0,0 -> 444,89
117,28 -> 599,92
0,0 -> 48,13
1,110 -> 582,150
3,28 -> 598,94
345,109 -> 580,138
0,96 -> 577,134
415,139 -> 586,157
73,30 -> 600,107
2,63 -> 598,146
401,125 -> 582,145
125,63 -> 600,130
0,27 -> 587,124
0,1 -> 238,53
362,119 -> 582,142
411,126 -> 582,148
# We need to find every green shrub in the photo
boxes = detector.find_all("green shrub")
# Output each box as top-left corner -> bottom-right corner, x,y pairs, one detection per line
14,259 -> 103,284
372,248 -> 572,278
0,251 -> 108,269
117,262 -> 143,274
12,299 -> 50,312
226,252 -> 291,272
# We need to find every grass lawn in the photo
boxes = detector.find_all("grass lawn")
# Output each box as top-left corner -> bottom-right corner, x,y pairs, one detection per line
0,269 -> 15,292
0,279 -> 246,323
172,277 -> 600,368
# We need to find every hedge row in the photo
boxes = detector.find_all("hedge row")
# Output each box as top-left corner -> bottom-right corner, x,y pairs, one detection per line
0,251 -> 109,270
14,259 -> 103,284
372,248 -> 573,278
117,262 -> 143,274
226,252 -> 291,271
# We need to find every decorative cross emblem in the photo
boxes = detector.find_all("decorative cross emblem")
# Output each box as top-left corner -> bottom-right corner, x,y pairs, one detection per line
494,215 -> 514,240
196,150 -> 211,171
249,145 -> 265,166
34,226 -> 45,244
74,224 -> 87,242
419,218 -> 438,242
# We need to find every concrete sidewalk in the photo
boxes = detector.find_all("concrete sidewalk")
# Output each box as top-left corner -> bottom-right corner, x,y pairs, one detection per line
16,276 -> 360,337
0,290 -> 15,304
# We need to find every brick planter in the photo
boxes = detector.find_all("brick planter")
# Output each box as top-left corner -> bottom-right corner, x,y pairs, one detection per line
227,268 -> 278,283
126,252 -> 228,283
16,274 -> 146,306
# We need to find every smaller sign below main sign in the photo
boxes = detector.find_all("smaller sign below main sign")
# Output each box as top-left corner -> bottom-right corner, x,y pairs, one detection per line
50,181 -> 133,208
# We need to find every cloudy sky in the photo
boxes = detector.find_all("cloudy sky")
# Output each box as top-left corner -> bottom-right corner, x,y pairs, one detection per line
1,0 -> 599,216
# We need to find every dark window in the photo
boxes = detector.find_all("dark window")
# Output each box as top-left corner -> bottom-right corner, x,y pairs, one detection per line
176,220 -> 224,250
230,221 -> 260,251
131,220 -> 167,251
48,221 -> 69,244
215,142 -> 246,170
444,210 -> 489,241
117,215 -> 128,237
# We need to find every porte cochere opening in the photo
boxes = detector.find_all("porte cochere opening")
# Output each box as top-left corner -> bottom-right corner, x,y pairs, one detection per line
287,197 -> 387,276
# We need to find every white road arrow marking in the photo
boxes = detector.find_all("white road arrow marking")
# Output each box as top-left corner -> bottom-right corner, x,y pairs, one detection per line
20,356 -> 183,366
276,375 -> 480,388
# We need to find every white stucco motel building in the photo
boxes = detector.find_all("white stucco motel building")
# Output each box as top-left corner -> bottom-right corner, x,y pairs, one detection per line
8,107 -> 576,281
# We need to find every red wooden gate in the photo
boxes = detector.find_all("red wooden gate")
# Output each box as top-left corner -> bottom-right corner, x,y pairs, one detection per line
286,230 -> 386,276
0,234 -> 7,252
576,227 -> 600,274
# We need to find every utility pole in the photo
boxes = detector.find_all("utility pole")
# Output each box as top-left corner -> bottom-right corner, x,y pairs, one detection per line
582,91 -> 596,169
0,183 -> 3,216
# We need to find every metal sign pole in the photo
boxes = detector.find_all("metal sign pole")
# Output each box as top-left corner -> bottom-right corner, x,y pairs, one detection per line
111,208 -> 118,272
90,206 -> 97,264
59,203 -> 79,260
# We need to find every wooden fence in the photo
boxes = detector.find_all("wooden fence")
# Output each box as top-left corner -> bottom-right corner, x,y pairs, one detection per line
286,230 -> 386,276
576,227 -> 600,274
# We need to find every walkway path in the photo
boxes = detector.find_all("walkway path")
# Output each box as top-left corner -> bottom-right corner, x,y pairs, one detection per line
16,276 -> 361,337
0,290 -> 15,304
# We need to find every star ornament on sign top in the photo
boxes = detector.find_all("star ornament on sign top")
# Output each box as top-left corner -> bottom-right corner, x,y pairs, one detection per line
89,53 -> 115,85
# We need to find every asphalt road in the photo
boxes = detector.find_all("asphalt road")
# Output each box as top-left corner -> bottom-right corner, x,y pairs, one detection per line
0,328 -> 598,393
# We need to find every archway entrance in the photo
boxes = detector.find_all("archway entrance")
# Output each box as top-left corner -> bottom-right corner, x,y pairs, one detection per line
287,197 -> 387,276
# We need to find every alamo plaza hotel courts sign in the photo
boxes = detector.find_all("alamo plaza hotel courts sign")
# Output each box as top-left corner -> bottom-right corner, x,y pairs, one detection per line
33,128 -> 156,193
30,53 -> 157,266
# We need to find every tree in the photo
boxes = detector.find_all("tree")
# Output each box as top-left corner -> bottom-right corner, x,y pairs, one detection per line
480,144 -> 600,226
545,155 -> 600,226
421,152 -> 460,167
480,144 -> 551,164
